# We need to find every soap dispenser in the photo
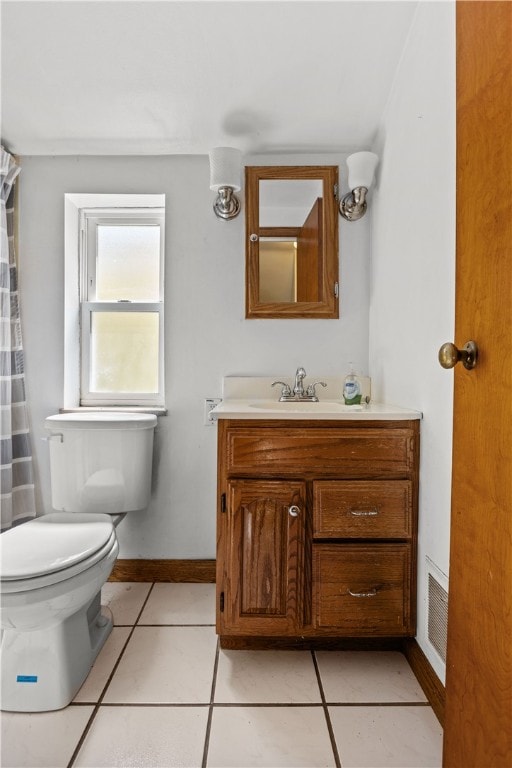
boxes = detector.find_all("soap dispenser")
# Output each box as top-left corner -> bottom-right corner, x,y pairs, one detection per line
343,363 -> 362,405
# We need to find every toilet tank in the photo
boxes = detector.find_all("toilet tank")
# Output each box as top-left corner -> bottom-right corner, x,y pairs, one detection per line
45,413 -> 157,514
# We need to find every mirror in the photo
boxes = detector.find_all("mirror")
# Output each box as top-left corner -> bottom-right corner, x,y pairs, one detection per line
245,166 -> 339,318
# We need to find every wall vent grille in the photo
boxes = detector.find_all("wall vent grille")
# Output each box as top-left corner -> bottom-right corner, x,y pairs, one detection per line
428,572 -> 448,662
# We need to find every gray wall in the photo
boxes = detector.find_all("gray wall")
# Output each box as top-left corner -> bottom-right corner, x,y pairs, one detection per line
369,1 -> 455,681
18,153 -> 370,559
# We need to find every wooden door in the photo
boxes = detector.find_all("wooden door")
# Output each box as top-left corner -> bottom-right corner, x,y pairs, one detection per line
443,3 -> 512,766
220,479 -> 306,635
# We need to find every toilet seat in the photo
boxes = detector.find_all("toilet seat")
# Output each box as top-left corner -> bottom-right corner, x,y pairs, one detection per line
0,513 -> 117,594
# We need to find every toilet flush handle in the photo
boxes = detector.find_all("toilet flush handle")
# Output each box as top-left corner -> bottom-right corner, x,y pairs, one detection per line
41,433 -> 64,443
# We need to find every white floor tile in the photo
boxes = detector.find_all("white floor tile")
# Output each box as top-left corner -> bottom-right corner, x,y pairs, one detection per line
73,627 -> 131,703
139,582 -> 216,625
329,705 -> 443,768
74,705 -> 209,768
207,706 -> 336,768
103,626 -> 217,703
316,651 -> 427,703
0,705 -> 94,768
101,582 -> 152,625
2,580 -> 440,768
215,649 -> 321,703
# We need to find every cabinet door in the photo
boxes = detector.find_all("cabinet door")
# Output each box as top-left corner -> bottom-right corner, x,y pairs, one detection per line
220,480 -> 306,635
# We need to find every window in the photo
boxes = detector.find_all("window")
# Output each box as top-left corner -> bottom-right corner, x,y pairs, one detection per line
65,195 -> 165,409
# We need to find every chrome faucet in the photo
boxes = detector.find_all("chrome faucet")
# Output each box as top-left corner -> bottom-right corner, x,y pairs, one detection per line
293,367 -> 306,397
271,368 -> 327,402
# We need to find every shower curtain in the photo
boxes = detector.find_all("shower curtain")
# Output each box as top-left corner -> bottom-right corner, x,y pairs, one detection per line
1,147 -> 36,530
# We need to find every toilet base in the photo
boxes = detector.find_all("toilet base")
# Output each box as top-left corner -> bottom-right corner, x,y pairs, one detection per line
0,591 -> 113,712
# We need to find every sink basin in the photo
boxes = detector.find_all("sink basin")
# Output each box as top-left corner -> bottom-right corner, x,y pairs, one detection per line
248,401 -> 363,413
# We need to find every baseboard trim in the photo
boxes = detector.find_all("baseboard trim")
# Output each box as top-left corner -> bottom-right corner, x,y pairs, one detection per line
109,559 -> 216,583
403,638 -> 445,726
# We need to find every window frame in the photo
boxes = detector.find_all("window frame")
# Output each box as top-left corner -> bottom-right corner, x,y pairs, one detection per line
79,206 -> 165,407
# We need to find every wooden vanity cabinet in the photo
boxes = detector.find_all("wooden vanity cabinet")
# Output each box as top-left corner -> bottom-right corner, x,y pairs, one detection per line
216,419 -> 419,644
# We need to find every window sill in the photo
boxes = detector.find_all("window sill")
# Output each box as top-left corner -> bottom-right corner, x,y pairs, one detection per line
60,406 -> 167,416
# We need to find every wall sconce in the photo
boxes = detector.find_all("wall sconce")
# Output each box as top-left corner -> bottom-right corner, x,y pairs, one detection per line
339,151 -> 379,221
209,147 -> 242,220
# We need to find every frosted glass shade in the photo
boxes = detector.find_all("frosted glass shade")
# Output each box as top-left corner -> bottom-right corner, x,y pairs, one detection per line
209,147 -> 242,192
346,151 -> 379,190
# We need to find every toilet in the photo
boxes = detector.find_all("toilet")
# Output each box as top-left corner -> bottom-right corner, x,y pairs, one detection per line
0,412 -> 157,712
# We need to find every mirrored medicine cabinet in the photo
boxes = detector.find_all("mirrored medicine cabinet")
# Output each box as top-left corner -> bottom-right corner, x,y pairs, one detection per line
245,166 -> 339,319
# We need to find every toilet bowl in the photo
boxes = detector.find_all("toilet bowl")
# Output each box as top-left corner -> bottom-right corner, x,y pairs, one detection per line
0,412 -> 156,712
1,513 -> 119,711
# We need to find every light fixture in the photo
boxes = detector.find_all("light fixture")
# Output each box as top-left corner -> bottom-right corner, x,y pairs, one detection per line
209,147 -> 242,220
339,151 -> 379,221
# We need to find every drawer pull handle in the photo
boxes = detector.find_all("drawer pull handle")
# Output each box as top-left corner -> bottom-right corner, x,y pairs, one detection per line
288,505 -> 300,518
348,588 -> 378,598
349,508 -> 379,517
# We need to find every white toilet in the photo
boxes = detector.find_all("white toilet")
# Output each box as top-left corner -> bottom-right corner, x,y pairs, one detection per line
0,412 -> 157,712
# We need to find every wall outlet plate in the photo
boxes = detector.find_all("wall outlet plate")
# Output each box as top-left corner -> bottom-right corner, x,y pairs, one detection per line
204,398 -> 222,426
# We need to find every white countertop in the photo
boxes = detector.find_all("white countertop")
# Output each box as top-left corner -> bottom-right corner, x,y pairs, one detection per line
210,399 -> 422,421
210,376 -> 422,421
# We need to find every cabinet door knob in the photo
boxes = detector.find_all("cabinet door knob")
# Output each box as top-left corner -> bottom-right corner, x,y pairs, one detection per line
348,588 -> 378,598
288,505 -> 300,517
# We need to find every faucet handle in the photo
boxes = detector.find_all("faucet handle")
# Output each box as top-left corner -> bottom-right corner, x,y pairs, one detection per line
271,381 -> 292,397
306,381 -> 327,398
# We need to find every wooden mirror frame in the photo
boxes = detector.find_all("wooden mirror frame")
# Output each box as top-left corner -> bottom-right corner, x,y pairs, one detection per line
245,166 -> 339,319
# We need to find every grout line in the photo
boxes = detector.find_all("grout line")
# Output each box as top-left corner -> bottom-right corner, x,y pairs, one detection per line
135,623 -> 216,627
77,702 -> 211,708
312,651 -> 342,768
133,583 -> 158,625
205,702 -> 332,708
69,699 -> 432,709
201,637 -> 220,768
66,582 -> 156,768
327,700 -> 432,708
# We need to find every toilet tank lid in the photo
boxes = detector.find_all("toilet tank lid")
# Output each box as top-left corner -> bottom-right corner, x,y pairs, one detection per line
45,413 -> 157,430
0,513 -> 115,580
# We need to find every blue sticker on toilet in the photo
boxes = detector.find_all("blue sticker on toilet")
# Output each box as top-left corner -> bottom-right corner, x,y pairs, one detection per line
16,675 -> 38,683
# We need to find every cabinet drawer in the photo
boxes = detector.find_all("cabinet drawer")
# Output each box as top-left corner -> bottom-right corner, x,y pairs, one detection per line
313,544 -> 412,634
313,481 -> 412,539
224,426 -> 416,477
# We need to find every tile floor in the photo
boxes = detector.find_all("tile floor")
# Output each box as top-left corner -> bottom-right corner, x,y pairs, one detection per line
1,582 -> 443,768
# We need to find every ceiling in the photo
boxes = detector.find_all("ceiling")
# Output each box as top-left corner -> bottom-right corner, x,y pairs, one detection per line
1,1 -> 419,156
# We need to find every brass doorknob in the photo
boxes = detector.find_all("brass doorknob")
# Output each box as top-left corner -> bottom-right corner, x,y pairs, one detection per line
438,340 -> 478,370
